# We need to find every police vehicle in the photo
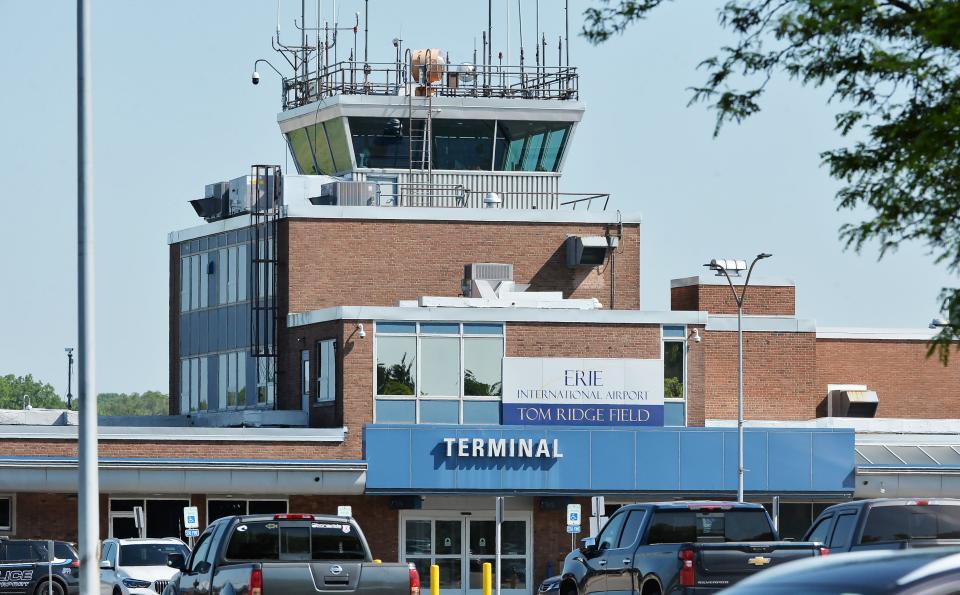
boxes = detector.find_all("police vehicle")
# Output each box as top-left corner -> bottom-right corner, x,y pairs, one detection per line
0,540 -> 79,595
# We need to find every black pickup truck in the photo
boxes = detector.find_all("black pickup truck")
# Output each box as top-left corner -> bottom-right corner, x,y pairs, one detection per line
803,498 -> 960,553
164,513 -> 417,595
558,501 -> 823,595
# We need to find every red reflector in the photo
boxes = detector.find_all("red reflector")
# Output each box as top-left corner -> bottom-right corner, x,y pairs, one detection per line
915,500 -> 930,506
250,568 -> 263,595
819,547 -> 830,556
409,564 -> 421,595
274,514 -> 315,520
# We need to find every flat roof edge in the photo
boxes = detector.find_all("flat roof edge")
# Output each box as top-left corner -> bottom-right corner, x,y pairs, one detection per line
288,306 -> 709,327
671,275 -> 796,288
817,327 -> 940,341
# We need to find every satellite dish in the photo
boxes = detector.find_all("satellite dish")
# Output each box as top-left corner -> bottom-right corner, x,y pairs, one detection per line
459,63 -> 477,83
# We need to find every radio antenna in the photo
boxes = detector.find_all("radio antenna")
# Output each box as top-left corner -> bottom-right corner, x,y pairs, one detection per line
565,0 -> 570,67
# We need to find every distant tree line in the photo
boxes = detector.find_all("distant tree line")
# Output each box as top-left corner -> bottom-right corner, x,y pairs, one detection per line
0,374 -> 168,416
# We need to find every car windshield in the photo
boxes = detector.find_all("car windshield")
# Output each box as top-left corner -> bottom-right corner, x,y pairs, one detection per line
119,543 -> 189,566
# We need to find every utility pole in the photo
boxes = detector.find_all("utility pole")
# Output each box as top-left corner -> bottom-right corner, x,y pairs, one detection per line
65,348 -> 75,409
77,1 -> 100,594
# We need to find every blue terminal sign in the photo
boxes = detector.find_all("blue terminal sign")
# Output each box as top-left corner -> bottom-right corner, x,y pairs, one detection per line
501,357 -> 664,426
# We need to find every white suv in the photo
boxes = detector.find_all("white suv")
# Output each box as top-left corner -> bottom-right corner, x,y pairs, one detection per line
100,538 -> 191,595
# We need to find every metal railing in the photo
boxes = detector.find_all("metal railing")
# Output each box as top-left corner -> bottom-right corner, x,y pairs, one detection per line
559,193 -> 611,211
334,182 -> 609,210
281,60 -> 579,110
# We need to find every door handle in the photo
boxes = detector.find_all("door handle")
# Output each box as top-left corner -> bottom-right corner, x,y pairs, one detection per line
597,560 -> 607,566
622,559 -> 631,564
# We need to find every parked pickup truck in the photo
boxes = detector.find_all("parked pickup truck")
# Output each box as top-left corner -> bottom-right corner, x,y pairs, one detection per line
558,501 -> 824,595
803,498 -> 960,553
163,513 -> 418,595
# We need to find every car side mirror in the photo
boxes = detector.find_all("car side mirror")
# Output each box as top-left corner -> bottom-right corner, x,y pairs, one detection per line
167,553 -> 186,571
194,561 -> 211,574
579,537 -> 597,554
99,560 -> 114,570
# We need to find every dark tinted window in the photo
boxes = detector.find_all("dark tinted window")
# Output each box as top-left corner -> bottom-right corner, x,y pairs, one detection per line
120,543 -> 190,566
431,119 -> 495,170
226,521 -> 366,561
55,543 -> 78,561
350,117 -> 411,169
597,512 -> 627,551
829,514 -> 857,549
248,501 -> 288,515
805,516 -> 833,544
4,542 -> 41,562
0,498 -> 10,530
617,511 -> 646,549
647,510 -> 774,544
208,500 -> 246,522
862,505 -> 960,543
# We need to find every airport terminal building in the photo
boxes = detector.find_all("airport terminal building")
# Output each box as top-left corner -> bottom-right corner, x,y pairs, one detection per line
2,35 -> 959,595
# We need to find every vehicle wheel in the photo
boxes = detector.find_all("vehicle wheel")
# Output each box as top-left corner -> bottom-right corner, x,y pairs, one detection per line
560,580 -> 578,595
641,579 -> 662,595
113,587 -> 123,595
35,581 -> 64,595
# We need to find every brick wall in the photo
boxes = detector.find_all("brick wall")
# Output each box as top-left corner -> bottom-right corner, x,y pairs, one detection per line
816,339 -> 960,419
671,284 -> 796,316
686,325 -> 706,426
0,439 -> 354,461
533,497 -> 590,584
285,219 -> 640,313
506,323 -> 660,359
703,331 -> 819,421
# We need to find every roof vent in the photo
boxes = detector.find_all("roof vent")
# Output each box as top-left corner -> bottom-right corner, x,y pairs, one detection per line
829,389 -> 879,417
566,236 -> 610,267
462,263 -> 513,298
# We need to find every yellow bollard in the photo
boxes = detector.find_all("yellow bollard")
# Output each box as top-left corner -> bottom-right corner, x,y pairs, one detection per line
482,562 -> 492,595
430,564 -> 440,595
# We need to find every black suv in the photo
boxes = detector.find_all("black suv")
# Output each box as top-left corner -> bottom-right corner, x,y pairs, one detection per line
0,540 -> 79,595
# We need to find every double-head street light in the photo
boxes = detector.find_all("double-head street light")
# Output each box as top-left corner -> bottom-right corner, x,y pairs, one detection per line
704,253 -> 772,503
65,347 -> 75,410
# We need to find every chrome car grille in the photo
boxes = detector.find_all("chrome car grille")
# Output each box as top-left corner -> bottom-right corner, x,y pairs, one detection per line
153,580 -> 169,593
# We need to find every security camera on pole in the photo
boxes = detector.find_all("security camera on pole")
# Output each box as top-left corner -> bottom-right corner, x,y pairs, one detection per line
703,253 -> 772,503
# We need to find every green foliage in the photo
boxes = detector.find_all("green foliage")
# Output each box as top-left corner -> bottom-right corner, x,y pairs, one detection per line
0,374 -> 67,409
97,391 -> 169,416
664,376 -> 684,398
377,355 -> 415,395
584,0 -> 960,362
464,369 -> 503,397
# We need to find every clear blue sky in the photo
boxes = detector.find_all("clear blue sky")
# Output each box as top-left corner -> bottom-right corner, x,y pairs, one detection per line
1,0 -> 953,397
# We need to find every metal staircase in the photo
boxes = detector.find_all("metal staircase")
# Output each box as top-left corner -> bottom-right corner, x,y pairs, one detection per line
249,165 -> 281,362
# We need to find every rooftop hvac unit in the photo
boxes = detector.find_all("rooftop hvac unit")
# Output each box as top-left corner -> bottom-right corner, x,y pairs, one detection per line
190,181 -> 230,222
566,236 -> 610,267
228,172 -> 280,216
829,389 -> 879,417
462,263 -> 514,298
311,181 -> 379,206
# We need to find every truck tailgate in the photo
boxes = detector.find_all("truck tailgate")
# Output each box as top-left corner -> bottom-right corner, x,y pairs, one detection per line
261,561 -> 410,594
697,542 -> 820,577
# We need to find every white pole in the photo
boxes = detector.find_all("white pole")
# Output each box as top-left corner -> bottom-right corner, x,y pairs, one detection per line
738,299 -> 744,503
495,496 -> 502,595
77,1 -> 100,594
48,540 -> 53,595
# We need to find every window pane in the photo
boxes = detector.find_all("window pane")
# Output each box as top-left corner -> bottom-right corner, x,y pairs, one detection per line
664,341 -> 684,398
421,337 -> 460,396
470,521 -> 495,555
665,402 -> 685,427
495,121 -> 571,172
463,400 -> 500,424
420,322 -> 460,334
618,511 -> 646,549
0,498 -> 10,530
248,500 -> 287,515
190,358 -> 199,412
539,127 -> 568,171
463,323 -> 503,335
436,520 -> 461,555
227,352 -> 237,407
180,359 -> 190,414
238,243 -> 247,301
436,558 -> 462,590
199,357 -> 209,411
502,521 -> 526,555
191,255 -> 200,310
377,336 -> 417,395
218,353 -> 228,410
520,132 -> 545,171
301,349 -> 310,399
227,247 -> 237,303
663,325 -> 686,338
209,500 -> 246,522
377,322 -> 417,334
464,337 -> 503,397
349,117 -> 410,169
199,252 -> 209,308
431,119 -> 495,170
420,400 -> 460,424
180,257 -> 190,311
219,248 -> 228,305
287,128 -> 319,174
469,559 -> 526,590
829,514 -> 857,549
325,118 -> 352,173
376,399 -> 416,423
237,353 -> 247,406
405,520 -> 432,555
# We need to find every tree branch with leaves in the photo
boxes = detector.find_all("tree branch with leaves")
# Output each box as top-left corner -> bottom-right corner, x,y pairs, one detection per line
584,0 -> 960,362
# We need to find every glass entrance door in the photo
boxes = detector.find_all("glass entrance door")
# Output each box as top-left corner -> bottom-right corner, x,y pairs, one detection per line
401,513 -> 531,595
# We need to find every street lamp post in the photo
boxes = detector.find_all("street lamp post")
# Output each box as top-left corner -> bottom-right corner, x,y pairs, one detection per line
65,348 -> 75,410
704,253 -> 772,503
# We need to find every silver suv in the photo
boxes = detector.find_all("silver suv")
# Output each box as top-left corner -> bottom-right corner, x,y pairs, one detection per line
99,538 -> 190,595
